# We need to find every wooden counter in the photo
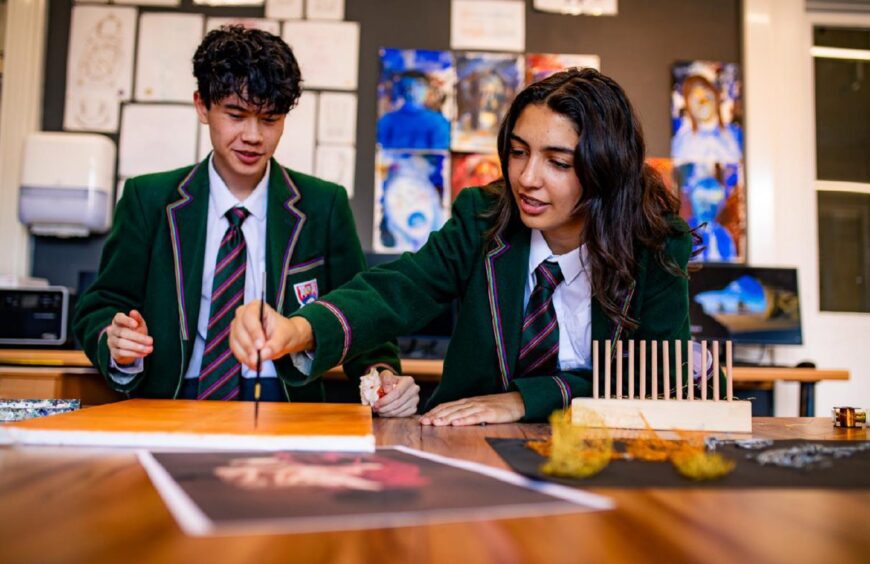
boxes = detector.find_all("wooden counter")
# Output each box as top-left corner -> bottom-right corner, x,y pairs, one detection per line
0,350 -> 850,415
0,417 -> 866,563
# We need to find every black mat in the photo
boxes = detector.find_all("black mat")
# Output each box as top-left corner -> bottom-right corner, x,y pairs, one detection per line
487,438 -> 870,489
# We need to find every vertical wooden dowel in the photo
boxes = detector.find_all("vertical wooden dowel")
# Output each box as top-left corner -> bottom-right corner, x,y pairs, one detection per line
675,340 -> 683,401
616,340 -> 623,399
726,340 -> 733,401
701,340 -> 708,401
651,341 -> 658,400
712,340 -> 720,401
639,341 -> 646,399
628,340 -> 635,400
592,340 -> 599,399
687,340 -> 694,401
663,340 -> 670,400
604,339 -> 612,399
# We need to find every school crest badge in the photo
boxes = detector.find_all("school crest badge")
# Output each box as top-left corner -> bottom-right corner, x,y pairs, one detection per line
293,279 -> 319,306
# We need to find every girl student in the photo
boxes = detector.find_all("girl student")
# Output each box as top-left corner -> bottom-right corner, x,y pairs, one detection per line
230,68 -> 700,426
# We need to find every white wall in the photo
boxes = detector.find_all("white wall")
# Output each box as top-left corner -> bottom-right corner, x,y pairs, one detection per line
743,0 -> 870,416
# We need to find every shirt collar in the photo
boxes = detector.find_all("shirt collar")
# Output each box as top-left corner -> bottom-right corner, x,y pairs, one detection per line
207,155 -> 269,221
528,229 -> 586,287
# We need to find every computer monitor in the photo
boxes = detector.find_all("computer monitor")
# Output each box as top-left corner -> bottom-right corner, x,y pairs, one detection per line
688,264 -> 802,345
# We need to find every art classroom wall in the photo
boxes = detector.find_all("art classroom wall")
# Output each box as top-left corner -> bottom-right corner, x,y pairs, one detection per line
33,0 -> 741,288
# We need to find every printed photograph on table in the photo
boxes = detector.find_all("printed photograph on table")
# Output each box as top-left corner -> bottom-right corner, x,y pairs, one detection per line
451,153 -> 501,200
139,447 -> 610,536
377,48 -> 455,151
525,53 -> 600,84
453,52 -> 523,153
675,161 -> 745,263
374,150 -> 449,253
671,61 -> 743,164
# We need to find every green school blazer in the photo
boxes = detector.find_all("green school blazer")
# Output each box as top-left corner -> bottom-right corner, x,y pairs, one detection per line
74,158 -> 400,400
296,187 -> 702,421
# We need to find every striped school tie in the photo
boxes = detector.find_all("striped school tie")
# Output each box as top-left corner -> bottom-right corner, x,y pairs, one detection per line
198,207 -> 250,400
516,260 -> 564,378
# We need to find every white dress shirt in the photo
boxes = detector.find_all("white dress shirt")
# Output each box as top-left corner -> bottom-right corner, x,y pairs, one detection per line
524,229 -> 592,371
111,156 -> 276,382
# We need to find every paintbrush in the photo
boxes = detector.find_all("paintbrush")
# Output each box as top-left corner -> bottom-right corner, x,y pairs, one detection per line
254,284 -> 265,429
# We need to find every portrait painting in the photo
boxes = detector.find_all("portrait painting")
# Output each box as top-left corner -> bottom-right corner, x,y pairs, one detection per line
451,153 -> 501,200
671,60 -> 743,164
374,150 -> 450,253
675,161 -> 745,263
452,52 -> 523,153
377,48 -> 455,151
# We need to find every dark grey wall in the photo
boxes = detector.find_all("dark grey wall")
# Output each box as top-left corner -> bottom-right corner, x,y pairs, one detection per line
33,0 -> 741,289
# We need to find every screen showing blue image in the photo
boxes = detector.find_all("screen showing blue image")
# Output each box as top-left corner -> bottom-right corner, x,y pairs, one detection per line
688,265 -> 802,345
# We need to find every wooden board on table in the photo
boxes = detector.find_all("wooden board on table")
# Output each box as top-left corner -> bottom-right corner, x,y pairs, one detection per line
0,399 -> 374,451
572,398 -> 753,433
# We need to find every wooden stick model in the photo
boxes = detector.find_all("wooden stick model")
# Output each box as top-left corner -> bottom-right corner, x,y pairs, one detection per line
701,341 -> 708,401
712,340 -> 720,401
616,340 -> 623,399
675,339 -> 683,401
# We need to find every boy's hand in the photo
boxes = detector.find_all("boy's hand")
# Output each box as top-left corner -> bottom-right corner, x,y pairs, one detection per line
107,310 -> 153,365
230,300 -> 314,369
373,371 -> 420,417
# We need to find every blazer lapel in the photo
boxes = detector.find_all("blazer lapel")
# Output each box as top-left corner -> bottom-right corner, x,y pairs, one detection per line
165,160 -> 209,348
266,160 -> 306,315
484,225 -> 530,391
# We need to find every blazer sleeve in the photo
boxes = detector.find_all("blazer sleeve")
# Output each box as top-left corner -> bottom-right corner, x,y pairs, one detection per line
72,178 -> 154,391
322,187 -> 402,381
294,188 -> 487,376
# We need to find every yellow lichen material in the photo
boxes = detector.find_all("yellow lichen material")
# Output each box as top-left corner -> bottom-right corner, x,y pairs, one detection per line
529,410 -> 736,482
671,450 -> 736,481
539,408 -> 613,479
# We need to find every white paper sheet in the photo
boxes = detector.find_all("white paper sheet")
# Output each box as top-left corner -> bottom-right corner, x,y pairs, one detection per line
113,0 -> 180,6
266,0 -> 303,19
135,13 -> 204,103
533,0 -> 618,16
282,21 -> 359,90
274,91 -> 317,174
197,122 -> 212,162
64,5 -> 137,133
450,0 -> 525,52
317,92 -> 357,145
194,0 -> 263,6
315,144 -> 355,197
119,103 -> 199,177
305,0 -> 344,20
205,17 -> 281,35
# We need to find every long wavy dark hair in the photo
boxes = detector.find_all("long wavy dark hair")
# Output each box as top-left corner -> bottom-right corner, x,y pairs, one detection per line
484,68 -> 685,331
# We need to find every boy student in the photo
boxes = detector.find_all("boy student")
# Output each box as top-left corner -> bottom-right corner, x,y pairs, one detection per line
231,68 -> 723,426
75,27 -> 417,414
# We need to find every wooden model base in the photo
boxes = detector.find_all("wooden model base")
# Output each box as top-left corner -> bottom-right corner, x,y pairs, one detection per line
577,339 -> 752,433
571,397 -> 752,433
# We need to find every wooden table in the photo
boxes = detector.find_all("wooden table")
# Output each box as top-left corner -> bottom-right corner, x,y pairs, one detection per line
0,417 -> 867,563
0,350 -> 849,416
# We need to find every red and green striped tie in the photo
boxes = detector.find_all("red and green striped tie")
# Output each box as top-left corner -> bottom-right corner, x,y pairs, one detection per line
516,260 -> 564,378
197,206 -> 250,400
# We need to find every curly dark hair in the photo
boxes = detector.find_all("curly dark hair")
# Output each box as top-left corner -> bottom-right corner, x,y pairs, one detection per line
192,25 -> 302,114
485,67 -> 686,332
